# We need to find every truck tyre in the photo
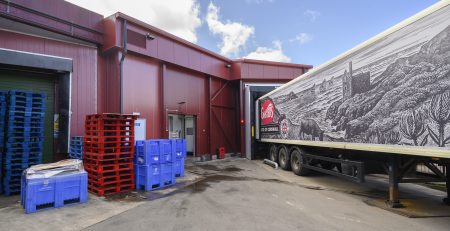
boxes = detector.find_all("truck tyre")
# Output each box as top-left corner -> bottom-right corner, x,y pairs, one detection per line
290,147 -> 309,176
278,145 -> 291,170
269,144 -> 278,163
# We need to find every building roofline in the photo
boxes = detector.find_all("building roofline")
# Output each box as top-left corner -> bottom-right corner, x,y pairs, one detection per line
232,58 -> 313,69
112,12 -> 312,70
113,12 -> 233,63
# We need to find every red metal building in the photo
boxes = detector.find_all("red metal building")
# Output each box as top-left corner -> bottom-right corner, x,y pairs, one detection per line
0,0 -> 312,161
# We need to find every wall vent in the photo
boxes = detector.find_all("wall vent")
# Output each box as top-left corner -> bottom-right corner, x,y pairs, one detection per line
127,29 -> 146,48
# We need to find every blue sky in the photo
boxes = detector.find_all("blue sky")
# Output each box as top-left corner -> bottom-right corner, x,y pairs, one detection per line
195,0 -> 439,66
67,0 -> 439,66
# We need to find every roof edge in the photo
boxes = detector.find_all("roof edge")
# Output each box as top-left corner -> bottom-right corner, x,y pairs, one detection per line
110,12 -> 312,69
113,12 -> 232,63
232,58 -> 313,69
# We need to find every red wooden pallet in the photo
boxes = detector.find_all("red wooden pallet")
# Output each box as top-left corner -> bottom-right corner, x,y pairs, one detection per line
83,161 -> 133,172
86,113 -> 137,121
83,152 -> 134,161
86,168 -> 133,178
88,174 -> 134,185
84,141 -> 134,148
88,184 -> 134,196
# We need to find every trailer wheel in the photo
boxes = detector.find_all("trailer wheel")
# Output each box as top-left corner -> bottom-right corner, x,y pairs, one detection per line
290,148 -> 309,176
278,145 -> 291,170
269,144 -> 278,163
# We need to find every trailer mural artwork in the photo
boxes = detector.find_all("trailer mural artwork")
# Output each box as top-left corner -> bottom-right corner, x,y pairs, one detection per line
260,5 -> 450,149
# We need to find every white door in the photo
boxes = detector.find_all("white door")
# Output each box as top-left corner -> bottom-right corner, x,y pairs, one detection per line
185,116 -> 195,154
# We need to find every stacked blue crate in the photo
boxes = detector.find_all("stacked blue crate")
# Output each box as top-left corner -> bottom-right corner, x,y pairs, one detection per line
2,90 -> 45,195
21,170 -> 88,213
134,139 -> 179,191
0,91 -> 7,193
174,139 -> 186,177
69,136 -> 83,159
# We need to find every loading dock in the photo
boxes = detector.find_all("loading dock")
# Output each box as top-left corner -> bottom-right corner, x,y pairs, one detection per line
0,48 -> 72,161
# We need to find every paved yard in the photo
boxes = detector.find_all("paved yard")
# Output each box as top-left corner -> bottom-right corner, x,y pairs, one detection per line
1,158 -> 450,231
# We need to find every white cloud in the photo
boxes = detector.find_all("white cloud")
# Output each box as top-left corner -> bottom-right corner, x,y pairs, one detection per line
290,33 -> 313,44
245,0 -> 274,4
304,9 -> 321,22
65,0 -> 202,43
206,2 -> 254,57
245,40 -> 291,63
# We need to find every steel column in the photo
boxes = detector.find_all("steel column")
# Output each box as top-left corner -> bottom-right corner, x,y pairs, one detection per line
208,76 -> 212,155
387,157 -> 402,208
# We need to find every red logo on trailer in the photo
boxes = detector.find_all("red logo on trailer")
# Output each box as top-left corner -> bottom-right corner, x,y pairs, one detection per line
261,99 -> 275,125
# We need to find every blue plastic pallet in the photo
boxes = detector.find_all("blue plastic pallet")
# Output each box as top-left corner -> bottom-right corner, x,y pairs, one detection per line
8,90 -> 46,98
71,136 -> 83,141
3,155 -> 42,163
21,171 -> 88,213
174,158 -> 185,178
69,153 -> 83,159
7,107 -> 46,113
3,184 -> 21,196
70,147 -> 83,152
7,110 -> 45,118
6,137 -> 31,143
6,141 -> 43,148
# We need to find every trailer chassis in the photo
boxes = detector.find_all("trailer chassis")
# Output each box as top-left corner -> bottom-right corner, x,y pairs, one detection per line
269,143 -> 450,208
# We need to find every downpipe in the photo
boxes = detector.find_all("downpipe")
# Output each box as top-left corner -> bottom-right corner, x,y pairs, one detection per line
264,159 -> 278,169
119,19 -> 127,113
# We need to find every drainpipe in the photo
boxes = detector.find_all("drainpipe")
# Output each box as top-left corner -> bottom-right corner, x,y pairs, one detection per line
119,19 -> 127,113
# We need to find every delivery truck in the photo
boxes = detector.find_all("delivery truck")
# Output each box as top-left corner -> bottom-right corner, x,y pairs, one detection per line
255,1 -> 450,208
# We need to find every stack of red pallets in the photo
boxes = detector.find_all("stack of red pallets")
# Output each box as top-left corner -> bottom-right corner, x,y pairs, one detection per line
83,113 -> 137,196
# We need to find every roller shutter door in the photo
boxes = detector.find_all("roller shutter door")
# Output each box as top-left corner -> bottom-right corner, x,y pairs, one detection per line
0,70 -> 55,163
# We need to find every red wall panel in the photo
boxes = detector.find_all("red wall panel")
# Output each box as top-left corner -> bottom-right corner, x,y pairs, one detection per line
210,79 -> 238,154
122,55 -> 161,138
0,30 -> 98,136
164,66 -> 209,154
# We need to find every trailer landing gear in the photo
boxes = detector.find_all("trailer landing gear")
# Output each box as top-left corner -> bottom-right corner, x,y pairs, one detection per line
443,164 -> 450,206
387,157 -> 403,208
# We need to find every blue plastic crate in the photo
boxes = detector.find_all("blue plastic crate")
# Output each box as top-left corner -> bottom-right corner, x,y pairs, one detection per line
158,140 -> 176,163
160,163 -> 176,186
174,139 -> 187,159
135,140 -> 161,165
21,171 -> 88,213
134,163 -> 175,191
174,158 -> 185,178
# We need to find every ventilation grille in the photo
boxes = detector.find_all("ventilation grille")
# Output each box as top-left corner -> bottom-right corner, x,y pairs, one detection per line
127,29 -> 146,48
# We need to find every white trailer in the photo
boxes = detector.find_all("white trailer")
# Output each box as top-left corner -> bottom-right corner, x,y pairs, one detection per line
256,1 -> 450,208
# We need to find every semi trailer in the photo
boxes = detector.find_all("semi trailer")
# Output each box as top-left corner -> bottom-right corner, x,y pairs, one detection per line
255,1 -> 450,208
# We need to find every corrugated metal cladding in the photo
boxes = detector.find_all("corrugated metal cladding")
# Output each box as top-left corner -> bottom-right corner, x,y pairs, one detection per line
0,1 -> 312,158
0,30 -> 98,137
